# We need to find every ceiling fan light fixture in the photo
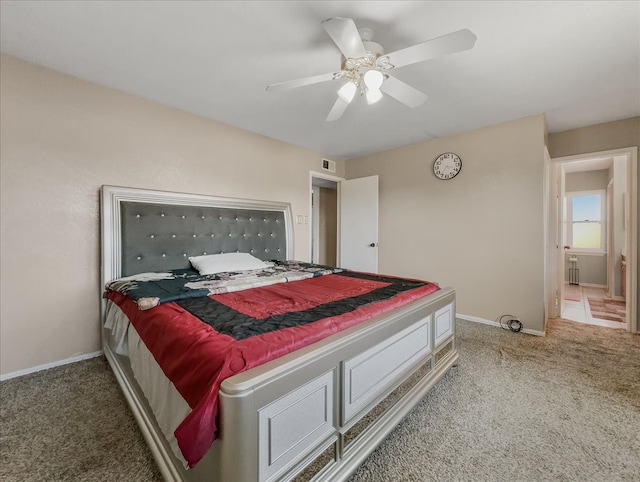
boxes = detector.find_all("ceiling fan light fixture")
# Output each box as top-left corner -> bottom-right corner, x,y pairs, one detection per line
363,69 -> 384,90
267,18 -> 476,121
338,81 -> 357,103
366,87 -> 383,105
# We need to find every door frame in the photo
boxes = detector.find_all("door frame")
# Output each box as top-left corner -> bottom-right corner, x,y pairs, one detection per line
309,171 -> 345,265
546,146 -> 638,333
607,180 -> 614,298
311,185 -> 320,263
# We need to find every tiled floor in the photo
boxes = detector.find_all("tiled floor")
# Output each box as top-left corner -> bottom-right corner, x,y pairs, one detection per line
562,284 -> 626,329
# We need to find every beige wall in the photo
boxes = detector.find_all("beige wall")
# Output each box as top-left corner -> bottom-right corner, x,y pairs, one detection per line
345,115 -> 547,331
2,52 -> 634,375
0,55 -> 344,375
547,117 -> 639,159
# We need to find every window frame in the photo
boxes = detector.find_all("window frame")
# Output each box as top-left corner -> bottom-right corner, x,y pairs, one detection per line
565,189 -> 607,254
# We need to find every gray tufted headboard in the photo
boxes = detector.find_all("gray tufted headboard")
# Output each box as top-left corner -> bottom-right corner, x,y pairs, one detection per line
101,186 -> 294,285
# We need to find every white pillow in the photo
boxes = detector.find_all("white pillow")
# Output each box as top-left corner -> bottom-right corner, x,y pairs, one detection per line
189,252 -> 269,275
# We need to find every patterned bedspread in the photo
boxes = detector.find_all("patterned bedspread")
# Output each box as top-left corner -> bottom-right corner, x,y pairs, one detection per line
106,260 -> 343,310
105,263 -> 440,468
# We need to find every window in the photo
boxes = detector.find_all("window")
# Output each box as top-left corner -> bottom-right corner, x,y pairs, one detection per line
565,190 -> 606,252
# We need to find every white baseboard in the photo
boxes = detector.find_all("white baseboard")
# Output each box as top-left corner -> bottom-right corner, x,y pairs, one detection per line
577,282 -> 607,289
0,350 -> 103,381
457,313 -> 545,337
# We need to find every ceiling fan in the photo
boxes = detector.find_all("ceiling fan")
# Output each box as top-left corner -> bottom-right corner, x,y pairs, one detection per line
266,17 -> 477,121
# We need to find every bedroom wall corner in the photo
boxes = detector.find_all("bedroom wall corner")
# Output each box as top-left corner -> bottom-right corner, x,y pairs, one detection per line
0,54 -> 343,376
344,114 -> 548,332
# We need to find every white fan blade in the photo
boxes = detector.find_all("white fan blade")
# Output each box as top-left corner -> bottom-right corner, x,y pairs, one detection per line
326,96 -> 350,122
267,71 -> 339,91
322,17 -> 367,59
385,29 -> 477,69
380,75 -> 428,108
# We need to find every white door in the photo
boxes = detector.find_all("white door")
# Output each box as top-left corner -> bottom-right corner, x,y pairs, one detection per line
340,175 -> 379,273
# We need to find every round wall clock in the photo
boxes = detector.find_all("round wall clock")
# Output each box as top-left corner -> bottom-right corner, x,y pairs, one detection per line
433,153 -> 462,180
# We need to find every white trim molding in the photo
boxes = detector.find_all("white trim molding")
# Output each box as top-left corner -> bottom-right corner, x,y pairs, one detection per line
0,351 -> 103,381
457,313 -> 545,337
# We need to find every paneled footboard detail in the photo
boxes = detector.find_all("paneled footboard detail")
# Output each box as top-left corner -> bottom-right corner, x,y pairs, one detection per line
258,370 -> 336,481
342,316 -> 431,423
434,301 -> 454,347
342,357 -> 433,449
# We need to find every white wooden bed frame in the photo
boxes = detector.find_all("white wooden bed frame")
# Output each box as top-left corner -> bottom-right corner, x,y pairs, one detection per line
101,185 -> 458,482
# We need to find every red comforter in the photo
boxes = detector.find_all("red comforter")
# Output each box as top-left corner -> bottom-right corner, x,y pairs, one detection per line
107,271 -> 439,467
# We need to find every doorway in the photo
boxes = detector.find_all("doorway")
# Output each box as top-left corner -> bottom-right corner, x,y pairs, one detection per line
546,147 -> 638,333
311,177 -> 338,266
310,171 -> 380,272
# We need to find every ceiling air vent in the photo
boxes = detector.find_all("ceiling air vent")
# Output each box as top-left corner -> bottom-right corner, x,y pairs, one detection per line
322,158 -> 336,173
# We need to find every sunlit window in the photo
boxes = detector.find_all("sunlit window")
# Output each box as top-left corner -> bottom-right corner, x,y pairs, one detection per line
566,191 -> 606,252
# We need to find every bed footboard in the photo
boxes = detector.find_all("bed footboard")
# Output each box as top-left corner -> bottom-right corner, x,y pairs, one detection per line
216,287 -> 456,482
105,288 -> 456,482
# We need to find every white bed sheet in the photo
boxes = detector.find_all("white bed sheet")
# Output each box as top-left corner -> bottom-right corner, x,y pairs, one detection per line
103,300 -> 130,356
104,300 -> 191,467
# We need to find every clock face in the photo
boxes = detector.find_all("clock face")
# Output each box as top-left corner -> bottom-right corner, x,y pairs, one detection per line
433,153 -> 462,180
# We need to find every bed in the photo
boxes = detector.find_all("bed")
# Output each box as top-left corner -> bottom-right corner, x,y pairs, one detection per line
101,185 -> 458,482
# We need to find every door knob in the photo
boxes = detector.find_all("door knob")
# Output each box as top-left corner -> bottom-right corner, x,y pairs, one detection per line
368,242 -> 377,247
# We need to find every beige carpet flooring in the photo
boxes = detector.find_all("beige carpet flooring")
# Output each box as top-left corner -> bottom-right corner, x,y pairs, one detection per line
1,318 -> 639,481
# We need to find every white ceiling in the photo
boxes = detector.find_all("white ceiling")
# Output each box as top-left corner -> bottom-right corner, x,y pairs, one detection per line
1,1 -> 638,160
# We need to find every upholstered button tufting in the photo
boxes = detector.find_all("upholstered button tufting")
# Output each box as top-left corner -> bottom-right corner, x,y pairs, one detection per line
161,213 -> 165,217
183,254 -> 187,257
172,234 -> 176,238
162,254 -> 166,258
228,233 -> 232,237
249,218 -> 253,221
219,216 -> 223,220
243,233 -> 246,237
150,235 -> 155,238
193,234 -> 197,238
182,215 -> 186,219
257,233 -> 262,237
137,256 -> 142,260
278,248 -> 281,252
235,217 -> 238,221
211,234 -> 215,237
202,216 -> 205,219
136,214 -> 141,218
203,252 -> 207,255
271,233 -> 275,237
250,249 -> 254,253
